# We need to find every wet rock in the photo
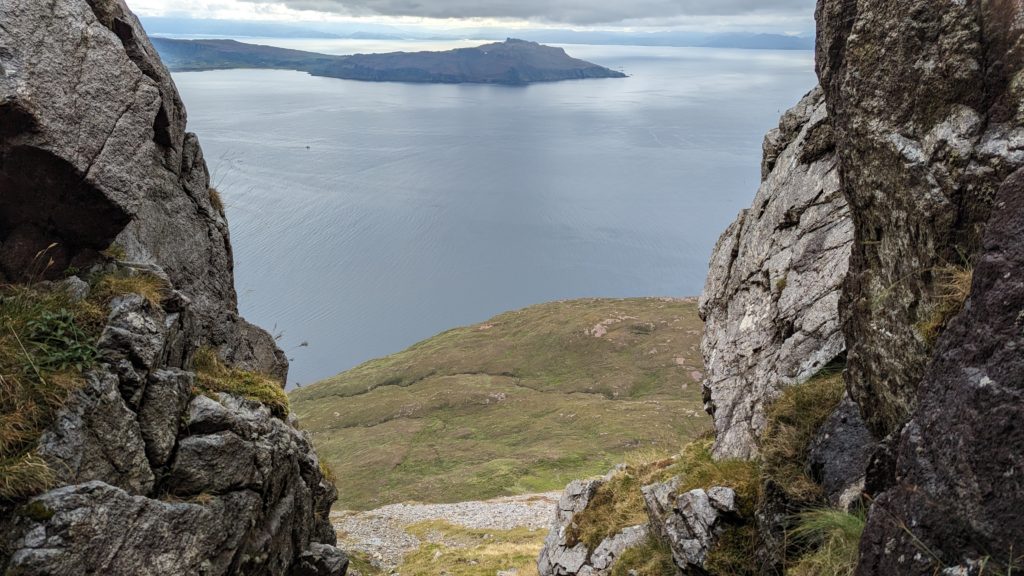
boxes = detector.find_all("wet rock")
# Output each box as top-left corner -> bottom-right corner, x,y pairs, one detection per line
699,87 -> 851,458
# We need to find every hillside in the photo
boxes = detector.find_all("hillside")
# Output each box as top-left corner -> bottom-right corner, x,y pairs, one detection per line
151,37 -> 627,85
290,298 -> 709,510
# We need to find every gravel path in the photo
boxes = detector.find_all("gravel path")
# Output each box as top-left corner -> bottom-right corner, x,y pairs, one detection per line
332,492 -> 560,571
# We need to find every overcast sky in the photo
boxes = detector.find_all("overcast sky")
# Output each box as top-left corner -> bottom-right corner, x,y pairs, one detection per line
126,0 -> 817,32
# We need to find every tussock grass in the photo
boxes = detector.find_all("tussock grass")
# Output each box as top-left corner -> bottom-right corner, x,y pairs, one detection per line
761,372 -> 845,503
609,536 -> 677,576
193,347 -> 289,418
92,271 -> 168,309
0,286 -> 98,500
208,188 -> 225,214
788,508 -> 865,576
917,265 -> 973,345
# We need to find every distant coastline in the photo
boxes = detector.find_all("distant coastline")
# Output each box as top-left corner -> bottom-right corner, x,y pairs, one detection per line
152,37 -> 627,85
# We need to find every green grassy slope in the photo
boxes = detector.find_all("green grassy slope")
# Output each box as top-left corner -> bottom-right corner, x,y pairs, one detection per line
291,298 -> 709,509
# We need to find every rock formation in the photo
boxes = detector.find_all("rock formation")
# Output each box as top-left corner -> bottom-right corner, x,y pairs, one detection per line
537,477 -> 650,576
643,480 -> 740,573
0,0 -> 286,380
0,1 -> 345,574
855,169 -> 1024,574
816,0 -> 1024,439
699,87 -> 851,459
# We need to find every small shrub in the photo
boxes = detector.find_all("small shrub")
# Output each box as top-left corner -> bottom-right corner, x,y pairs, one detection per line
788,508 -> 865,576
917,265 -> 973,345
25,309 -> 98,372
192,347 -> 289,418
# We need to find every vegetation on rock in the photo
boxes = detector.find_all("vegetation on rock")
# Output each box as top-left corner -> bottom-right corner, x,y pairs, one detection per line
193,347 -> 290,418
0,284 -> 100,500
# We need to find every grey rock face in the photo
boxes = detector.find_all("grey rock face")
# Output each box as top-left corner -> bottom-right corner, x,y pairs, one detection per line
806,395 -> 873,510
642,480 -> 738,573
699,87 -> 851,459
537,477 -> 649,576
2,482 -> 261,576
816,0 -> 1024,438
856,170 -> 1024,574
138,369 -> 193,468
289,543 -> 350,576
0,0 -> 285,379
36,369 -> 154,495
0,1 -> 343,572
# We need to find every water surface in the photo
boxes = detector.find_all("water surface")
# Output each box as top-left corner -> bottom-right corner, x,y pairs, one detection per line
172,42 -> 817,385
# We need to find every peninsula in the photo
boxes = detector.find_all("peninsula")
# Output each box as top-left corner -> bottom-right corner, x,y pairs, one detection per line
151,37 -> 627,85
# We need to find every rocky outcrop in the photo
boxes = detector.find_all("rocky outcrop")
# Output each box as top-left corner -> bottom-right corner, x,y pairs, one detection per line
0,0 -> 285,379
537,477 -> 650,576
805,396 -> 873,511
699,87 -> 851,459
0,1 -> 344,573
856,171 -> 1024,574
816,0 -> 1024,438
643,479 -> 739,574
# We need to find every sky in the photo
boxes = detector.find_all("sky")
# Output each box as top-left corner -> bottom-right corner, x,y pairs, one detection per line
125,0 -> 817,34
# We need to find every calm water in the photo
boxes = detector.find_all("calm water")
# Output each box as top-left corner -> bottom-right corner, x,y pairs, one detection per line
171,41 -> 817,386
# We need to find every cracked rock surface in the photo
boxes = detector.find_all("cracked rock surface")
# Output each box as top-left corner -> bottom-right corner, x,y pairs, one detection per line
699,87 -> 851,459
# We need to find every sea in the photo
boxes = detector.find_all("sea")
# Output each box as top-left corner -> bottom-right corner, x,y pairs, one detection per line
170,39 -> 818,386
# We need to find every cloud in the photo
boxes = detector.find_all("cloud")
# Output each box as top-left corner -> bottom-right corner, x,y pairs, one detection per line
235,0 -> 816,25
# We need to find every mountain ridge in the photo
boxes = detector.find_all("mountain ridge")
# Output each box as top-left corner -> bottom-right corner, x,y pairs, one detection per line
152,37 -> 627,85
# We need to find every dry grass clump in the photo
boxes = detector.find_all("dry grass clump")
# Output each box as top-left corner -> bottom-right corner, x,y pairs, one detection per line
0,286 -> 98,500
609,536 -> 676,576
92,271 -> 168,309
193,347 -> 289,418
760,372 -> 845,504
208,188 -> 225,214
917,265 -> 973,345
566,456 -> 676,549
788,508 -> 866,576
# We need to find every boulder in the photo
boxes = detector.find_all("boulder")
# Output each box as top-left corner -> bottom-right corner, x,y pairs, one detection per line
699,87 -> 851,459
642,479 -> 739,573
816,0 -> 1024,439
137,369 -> 193,468
856,170 -> 1024,574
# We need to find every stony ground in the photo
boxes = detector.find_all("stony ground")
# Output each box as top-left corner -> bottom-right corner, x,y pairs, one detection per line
333,492 -> 560,573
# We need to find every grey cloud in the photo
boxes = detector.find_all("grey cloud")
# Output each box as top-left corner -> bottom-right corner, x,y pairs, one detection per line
238,0 -> 815,25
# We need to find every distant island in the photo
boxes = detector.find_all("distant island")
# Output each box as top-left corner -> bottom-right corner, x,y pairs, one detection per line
151,38 -> 627,85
